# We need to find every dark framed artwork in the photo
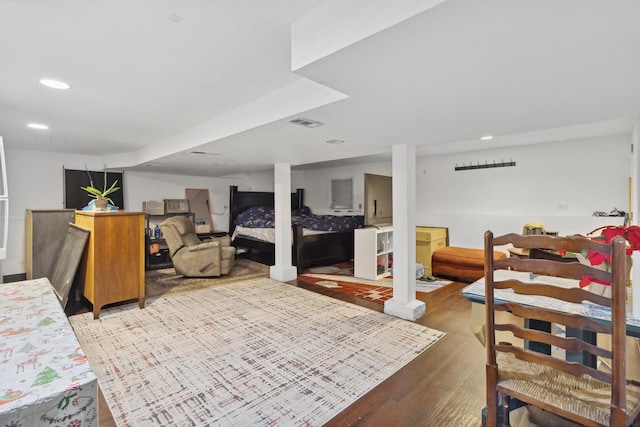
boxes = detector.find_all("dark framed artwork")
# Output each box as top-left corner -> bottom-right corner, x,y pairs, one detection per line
63,167 -> 125,210
50,223 -> 90,309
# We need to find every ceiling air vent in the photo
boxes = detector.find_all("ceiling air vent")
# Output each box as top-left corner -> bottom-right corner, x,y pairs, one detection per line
288,117 -> 324,128
190,151 -> 220,156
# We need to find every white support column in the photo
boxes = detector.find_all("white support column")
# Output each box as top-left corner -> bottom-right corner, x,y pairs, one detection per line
384,144 -> 425,320
270,163 -> 298,282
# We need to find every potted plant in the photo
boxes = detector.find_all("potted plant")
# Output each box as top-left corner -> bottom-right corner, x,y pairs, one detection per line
80,168 -> 120,211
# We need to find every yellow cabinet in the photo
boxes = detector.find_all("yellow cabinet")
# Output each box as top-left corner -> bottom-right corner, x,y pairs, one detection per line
416,226 -> 448,276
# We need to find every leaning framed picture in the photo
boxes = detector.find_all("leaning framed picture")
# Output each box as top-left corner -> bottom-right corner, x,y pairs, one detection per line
50,223 -> 90,309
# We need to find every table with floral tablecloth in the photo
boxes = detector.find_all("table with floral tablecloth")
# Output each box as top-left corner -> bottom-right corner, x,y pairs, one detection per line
0,278 -> 97,426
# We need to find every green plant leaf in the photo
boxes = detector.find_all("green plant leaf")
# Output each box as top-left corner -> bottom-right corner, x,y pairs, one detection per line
80,186 -> 102,198
102,180 -> 120,197
81,177 -> 119,203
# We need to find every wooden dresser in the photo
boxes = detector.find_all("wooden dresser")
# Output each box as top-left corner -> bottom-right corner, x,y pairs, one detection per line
75,210 -> 145,319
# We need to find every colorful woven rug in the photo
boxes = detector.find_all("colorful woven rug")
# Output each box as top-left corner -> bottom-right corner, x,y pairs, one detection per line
299,266 -> 453,304
145,258 -> 270,298
69,278 -> 444,426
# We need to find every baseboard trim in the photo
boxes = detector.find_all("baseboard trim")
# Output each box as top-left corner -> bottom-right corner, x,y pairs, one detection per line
4,273 -> 27,283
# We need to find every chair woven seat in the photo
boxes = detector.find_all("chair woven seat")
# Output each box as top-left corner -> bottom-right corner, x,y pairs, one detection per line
497,352 -> 640,426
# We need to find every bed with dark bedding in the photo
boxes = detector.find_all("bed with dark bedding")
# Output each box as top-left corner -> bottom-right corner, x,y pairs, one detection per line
229,185 -> 363,274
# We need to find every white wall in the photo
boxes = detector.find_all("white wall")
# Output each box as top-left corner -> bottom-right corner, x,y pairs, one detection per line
298,161 -> 392,214
5,133 -> 630,276
296,134 -> 630,249
6,149 -> 103,276
417,134 -> 631,248
124,171 -> 243,232
229,169 -> 275,192
3,150 -> 311,277
4,148 -> 246,276
227,168 -> 305,192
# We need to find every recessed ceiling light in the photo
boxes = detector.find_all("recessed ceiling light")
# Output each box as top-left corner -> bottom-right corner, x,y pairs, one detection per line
39,79 -> 71,90
480,135 -> 493,140
27,123 -> 49,130
326,139 -> 344,145
167,13 -> 184,24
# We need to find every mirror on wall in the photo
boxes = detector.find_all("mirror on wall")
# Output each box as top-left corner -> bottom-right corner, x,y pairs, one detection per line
364,173 -> 392,226
185,188 -> 213,234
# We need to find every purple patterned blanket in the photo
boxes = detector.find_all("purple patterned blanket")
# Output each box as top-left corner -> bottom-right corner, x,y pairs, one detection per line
234,206 -> 363,232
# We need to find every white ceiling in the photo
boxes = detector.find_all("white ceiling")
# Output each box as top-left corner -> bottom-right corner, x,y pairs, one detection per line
1,0 -> 638,177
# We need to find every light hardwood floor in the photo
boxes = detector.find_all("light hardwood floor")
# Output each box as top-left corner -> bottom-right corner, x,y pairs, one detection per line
88,278 -> 638,426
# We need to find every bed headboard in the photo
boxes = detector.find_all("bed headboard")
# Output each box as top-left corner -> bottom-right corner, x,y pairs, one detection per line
229,186 -> 304,235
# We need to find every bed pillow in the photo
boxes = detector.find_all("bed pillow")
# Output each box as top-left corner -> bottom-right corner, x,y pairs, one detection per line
292,205 -> 312,216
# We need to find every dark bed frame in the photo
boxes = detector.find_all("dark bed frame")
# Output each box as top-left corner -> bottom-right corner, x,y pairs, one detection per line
229,185 -> 355,274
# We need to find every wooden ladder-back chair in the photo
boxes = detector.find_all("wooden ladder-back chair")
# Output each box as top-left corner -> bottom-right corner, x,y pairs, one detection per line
484,231 -> 640,426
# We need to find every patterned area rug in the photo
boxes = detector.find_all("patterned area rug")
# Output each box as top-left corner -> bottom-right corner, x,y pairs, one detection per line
299,265 -> 453,304
307,262 -> 354,276
70,278 -> 445,426
145,258 -> 270,298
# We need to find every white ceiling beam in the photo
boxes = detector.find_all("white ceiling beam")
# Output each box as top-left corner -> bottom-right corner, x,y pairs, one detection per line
291,0 -> 449,71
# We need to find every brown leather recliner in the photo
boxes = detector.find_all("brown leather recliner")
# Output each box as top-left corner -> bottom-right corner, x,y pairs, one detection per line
159,216 -> 235,277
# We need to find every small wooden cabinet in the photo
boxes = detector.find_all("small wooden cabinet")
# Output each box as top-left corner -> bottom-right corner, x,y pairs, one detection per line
75,211 -> 145,319
354,226 -> 393,280
416,226 -> 448,276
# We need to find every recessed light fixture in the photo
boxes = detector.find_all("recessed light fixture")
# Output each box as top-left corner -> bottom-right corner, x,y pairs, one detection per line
167,13 -> 184,24
326,139 -> 344,145
27,123 -> 49,130
39,79 -> 71,90
480,135 -> 493,140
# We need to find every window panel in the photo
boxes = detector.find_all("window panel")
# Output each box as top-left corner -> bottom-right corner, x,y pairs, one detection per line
331,178 -> 353,209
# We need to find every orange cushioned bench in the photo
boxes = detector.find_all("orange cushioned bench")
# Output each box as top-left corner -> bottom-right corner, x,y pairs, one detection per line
432,246 -> 507,282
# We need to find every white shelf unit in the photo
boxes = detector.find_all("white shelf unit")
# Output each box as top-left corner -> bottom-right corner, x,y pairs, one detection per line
354,225 -> 393,280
